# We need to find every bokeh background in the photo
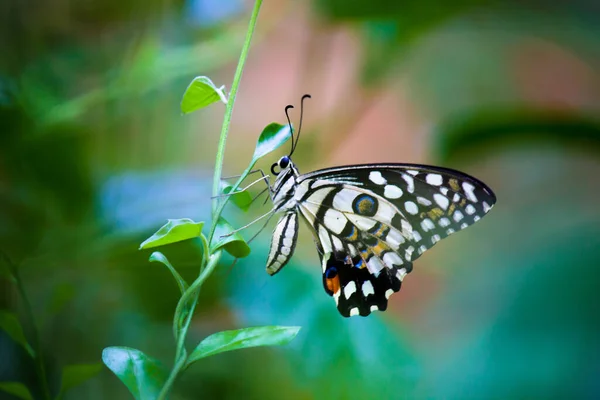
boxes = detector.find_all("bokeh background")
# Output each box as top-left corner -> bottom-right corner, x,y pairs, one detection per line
2,0 -> 600,398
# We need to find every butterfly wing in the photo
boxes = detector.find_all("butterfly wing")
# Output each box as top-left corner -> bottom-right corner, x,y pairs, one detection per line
296,163 -> 496,317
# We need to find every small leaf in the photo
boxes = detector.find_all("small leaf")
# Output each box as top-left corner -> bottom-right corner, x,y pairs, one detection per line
220,180 -> 253,211
210,217 -> 251,258
0,311 -> 34,357
0,382 -> 33,400
60,363 -> 102,395
102,347 -> 167,400
181,76 -> 227,114
252,123 -> 292,161
187,326 -> 300,365
149,252 -> 188,294
139,219 -> 204,250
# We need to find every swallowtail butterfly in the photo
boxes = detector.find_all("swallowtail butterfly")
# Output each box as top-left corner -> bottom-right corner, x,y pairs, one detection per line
262,95 -> 496,317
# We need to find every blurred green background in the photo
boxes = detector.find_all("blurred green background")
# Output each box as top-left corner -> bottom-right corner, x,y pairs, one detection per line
1,0 -> 600,398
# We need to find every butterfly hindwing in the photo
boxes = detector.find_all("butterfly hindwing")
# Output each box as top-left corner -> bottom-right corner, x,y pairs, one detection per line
319,249 -> 408,317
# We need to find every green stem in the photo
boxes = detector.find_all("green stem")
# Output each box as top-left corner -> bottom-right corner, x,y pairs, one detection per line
210,0 -> 263,221
158,1 -> 263,398
0,252 -> 52,400
158,251 -> 222,400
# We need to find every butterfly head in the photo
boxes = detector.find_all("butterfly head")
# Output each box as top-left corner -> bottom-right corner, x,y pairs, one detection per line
271,155 -> 291,176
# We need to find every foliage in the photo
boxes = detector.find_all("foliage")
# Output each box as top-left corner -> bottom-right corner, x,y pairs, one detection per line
100,2 -> 301,398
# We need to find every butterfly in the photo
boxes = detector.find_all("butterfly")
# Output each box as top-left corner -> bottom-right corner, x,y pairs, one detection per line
260,95 -> 496,317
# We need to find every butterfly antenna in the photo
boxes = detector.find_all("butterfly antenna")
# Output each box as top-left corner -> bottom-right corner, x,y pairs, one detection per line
290,94 -> 311,156
284,105 -> 295,155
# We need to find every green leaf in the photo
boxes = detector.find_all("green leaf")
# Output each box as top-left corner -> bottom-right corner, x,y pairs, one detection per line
149,251 -> 188,294
252,123 -> 292,161
102,347 -> 167,400
210,217 -> 251,258
187,326 -> 300,366
139,219 -> 204,250
59,363 -> 102,396
0,311 -> 34,357
220,180 -> 253,211
0,382 -> 33,400
181,76 -> 227,114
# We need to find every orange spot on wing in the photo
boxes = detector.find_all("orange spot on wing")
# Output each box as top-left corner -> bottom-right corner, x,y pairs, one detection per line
326,276 -> 340,294
372,240 -> 391,257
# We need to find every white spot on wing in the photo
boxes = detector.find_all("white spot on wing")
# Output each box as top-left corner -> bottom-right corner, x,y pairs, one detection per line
384,184 -> 403,199
404,201 -> 418,215
324,208 -> 347,234
331,235 -> 344,253
318,225 -> 332,255
370,305 -> 379,312
483,201 -> 491,213
418,244 -> 427,254
333,289 -> 340,304
433,193 -> 449,210
405,246 -> 415,261
431,234 -> 441,244
362,281 -> 375,297
439,217 -> 451,227
293,181 -> 310,201
417,196 -> 432,206
369,171 -> 387,185
465,204 -> 476,215
402,174 -> 415,193
396,268 -> 407,280
407,170 -> 419,176
385,289 -> 394,299
349,307 -> 359,317
346,214 -> 377,231
453,210 -> 464,222
330,188 -> 359,213
281,247 -> 290,256
412,231 -> 422,242
463,182 -> 477,202
383,251 -> 403,267
348,244 -> 358,257
421,218 -> 435,232
367,257 -> 385,275
385,227 -> 406,249
426,173 -> 443,186
344,281 -> 357,299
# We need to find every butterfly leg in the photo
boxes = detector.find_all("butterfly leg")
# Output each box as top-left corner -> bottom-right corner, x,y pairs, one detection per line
219,169 -> 274,202
220,208 -> 277,238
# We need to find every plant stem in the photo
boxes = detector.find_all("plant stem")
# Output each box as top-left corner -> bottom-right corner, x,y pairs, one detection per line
159,1 -> 264,398
211,0 -> 263,220
0,252 -> 52,400
158,251 -> 222,400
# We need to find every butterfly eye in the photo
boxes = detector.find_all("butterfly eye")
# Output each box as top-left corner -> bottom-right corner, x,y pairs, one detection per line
271,162 -> 280,176
279,156 -> 290,169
